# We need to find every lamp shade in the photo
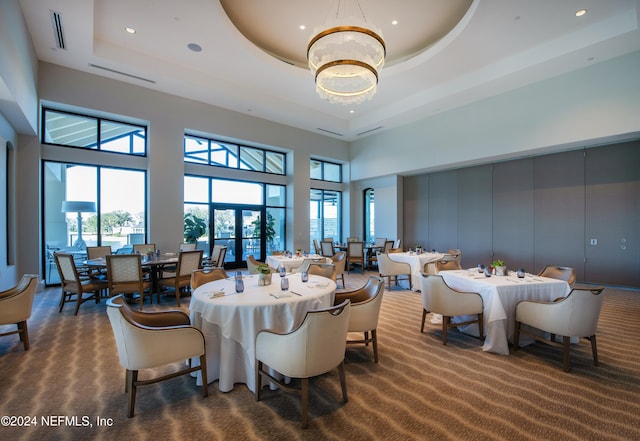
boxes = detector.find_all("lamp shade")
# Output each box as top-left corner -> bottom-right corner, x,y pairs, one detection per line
61,201 -> 96,213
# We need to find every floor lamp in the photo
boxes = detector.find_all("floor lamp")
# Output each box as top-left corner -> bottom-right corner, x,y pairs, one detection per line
61,201 -> 96,249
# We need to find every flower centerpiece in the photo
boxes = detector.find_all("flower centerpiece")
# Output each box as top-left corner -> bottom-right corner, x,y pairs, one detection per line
256,264 -> 273,286
491,259 -> 507,276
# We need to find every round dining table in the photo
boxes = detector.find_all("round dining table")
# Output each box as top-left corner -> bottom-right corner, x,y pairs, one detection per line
189,272 -> 336,392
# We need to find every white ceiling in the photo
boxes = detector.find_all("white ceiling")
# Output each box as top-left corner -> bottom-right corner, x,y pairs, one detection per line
18,0 -> 640,141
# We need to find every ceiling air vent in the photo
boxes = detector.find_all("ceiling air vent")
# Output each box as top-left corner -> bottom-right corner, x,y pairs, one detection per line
50,10 -> 66,50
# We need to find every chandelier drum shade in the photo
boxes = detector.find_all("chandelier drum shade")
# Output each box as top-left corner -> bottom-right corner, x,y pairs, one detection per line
307,1 -> 386,105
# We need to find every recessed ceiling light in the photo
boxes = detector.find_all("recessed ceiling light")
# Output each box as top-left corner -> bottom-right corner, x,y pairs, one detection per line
575,9 -> 587,17
187,43 -> 202,52
391,20 -> 398,25
299,25 -> 306,30
349,110 -> 355,114
125,26 -> 136,34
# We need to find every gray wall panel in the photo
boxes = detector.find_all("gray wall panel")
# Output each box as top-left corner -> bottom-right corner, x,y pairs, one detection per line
427,171 -> 458,252
458,165 -> 493,268
534,150 -> 586,278
492,159 -> 535,271
585,142 -> 640,286
403,174 -> 429,250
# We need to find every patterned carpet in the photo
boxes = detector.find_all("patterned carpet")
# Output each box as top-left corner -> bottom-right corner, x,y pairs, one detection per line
1,270 -> 639,441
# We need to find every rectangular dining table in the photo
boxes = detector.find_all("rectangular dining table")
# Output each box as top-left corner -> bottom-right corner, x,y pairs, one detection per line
189,273 -> 336,392
438,269 -> 571,355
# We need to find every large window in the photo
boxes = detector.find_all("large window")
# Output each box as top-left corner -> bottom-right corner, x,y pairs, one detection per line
364,188 -> 375,244
310,159 -> 342,182
42,108 -> 146,155
184,177 -> 286,266
310,189 -> 341,245
43,162 -> 146,285
184,135 -> 285,175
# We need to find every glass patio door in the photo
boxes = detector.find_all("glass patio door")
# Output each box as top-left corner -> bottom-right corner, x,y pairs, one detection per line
213,206 -> 263,269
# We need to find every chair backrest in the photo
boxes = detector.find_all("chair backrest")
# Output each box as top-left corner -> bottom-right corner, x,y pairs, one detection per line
555,287 -> 605,336
312,239 -> 321,255
87,246 -> 112,259
347,237 -> 359,243
347,276 -> 384,332
191,268 -> 228,290
331,251 -> 346,274
179,242 -> 197,251
377,253 -> 410,276
393,239 -> 401,249
374,237 -> 387,247
446,249 -> 462,266
177,250 -> 203,277
320,241 -> 335,257
419,273 -> 483,317
106,254 -> 144,295
0,274 -> 39,324
54,253 -> 81,285
246,254 -> 262,274
347,241 -> 364,258
133,244 -> 155,254
307,263 -> 337,281
257,301 -> 351,378
382,240 -> 394,253
436,259 -> 462,272
210,244 -> 227,266
538,265 -> 576,286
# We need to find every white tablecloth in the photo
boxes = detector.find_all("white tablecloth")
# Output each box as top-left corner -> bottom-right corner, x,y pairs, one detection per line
388,252 -> 445,290
439,270 -> 571,355
189,273 -> 336,392
265,254 -> 328,273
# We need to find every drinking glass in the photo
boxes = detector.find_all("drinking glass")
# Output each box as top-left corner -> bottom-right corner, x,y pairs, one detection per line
279,266 -> 286,277
484,267 -> 492,277
301,271 -> 309,283
235,277 -> 244,293
517,268 -> 526,278
280,277 -> 289,291
477,264 -> 485,273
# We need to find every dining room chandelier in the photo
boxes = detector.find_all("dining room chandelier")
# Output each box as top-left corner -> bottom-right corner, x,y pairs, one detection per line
307,0 -> 386,105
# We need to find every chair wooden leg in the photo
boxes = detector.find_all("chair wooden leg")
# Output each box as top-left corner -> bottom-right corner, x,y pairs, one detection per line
338,362 -> 348,402
513,320 -> 520,351
199,354 -> 209,398
421,309 -> 427,333
255,361 -> 263,402
442,316 -> 449,345
589,335 -> 599,366
563,336 -> 571,372
301,377 -> 309,429
74,292 -> 83,315
127,369 -> 138,417
371,329 -> 378,363
18,321 -> 29,350
478,313 -> 484,339
175,286 -> 181,307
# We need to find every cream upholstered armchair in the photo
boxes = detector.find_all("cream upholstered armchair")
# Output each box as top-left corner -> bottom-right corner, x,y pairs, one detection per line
419,273 -> 484,345
246,254 -> 264,274
255,300 -> 351,428
334,276 -> 385,363
106,254 -> 152,310
190,267 -> 228,290
538,265 -> 576,287
331,251 -> 346,288
377,253 -> 412,290
320,240 -> 335,257
0,274 -> 39,350
346,241 -> 365,273
106,295 -> 208,417
514,287 -> 605,372
307,263 -> 337,281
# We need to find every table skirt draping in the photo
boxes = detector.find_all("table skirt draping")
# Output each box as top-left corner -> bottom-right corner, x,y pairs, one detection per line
265,255 -> 328,273
387,252 -> 445,291
189,273 -> 335,392
440,270 -> 571,355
